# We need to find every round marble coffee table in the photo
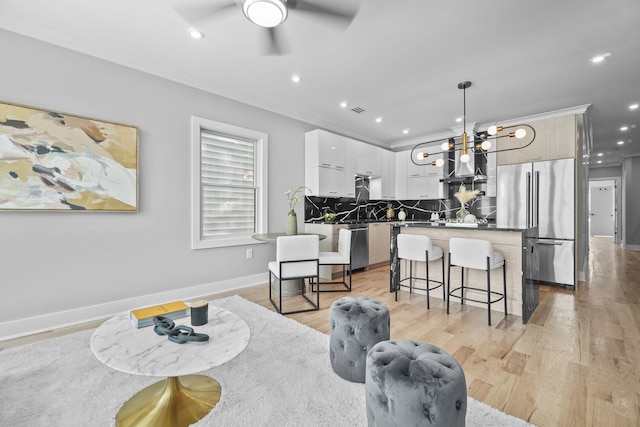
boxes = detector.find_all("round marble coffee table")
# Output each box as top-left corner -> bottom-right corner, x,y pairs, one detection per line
90,304 -> 250,427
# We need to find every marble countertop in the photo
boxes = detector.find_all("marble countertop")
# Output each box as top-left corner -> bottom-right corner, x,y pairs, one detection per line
90,304 -> 250,377
393,222 -> 534,232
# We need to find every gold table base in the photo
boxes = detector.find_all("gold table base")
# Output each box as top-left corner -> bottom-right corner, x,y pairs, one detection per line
116,375 -> 221,427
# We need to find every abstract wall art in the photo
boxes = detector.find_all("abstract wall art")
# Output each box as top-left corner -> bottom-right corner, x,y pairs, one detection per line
0,101 -> 138,211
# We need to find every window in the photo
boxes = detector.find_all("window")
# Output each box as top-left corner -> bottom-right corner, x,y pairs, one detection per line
191,116 -> 268,249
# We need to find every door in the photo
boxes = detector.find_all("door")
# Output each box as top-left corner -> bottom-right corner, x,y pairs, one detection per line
533,158 -> 575,240
497,163 -> 532,228
589,184 -> 615,236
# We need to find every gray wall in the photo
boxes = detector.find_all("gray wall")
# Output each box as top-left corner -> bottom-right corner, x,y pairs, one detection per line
0,30 -> 315,327
589,165 -> 622,179
622,156 -> 640,249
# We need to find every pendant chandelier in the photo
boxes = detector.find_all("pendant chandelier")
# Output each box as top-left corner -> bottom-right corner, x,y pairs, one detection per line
411,81 -> 536,168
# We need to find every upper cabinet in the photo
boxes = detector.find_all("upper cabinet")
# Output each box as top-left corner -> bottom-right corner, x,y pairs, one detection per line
353,140 -> 382,177
305,130 -> 355,197
405,144 -> 445,178
496,115 -> 577,165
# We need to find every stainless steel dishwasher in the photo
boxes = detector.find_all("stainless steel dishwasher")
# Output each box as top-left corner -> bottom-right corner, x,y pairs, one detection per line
349,223 -> 369,271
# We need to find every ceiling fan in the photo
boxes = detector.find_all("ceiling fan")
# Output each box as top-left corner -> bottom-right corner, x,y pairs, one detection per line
170,0 -> 360,55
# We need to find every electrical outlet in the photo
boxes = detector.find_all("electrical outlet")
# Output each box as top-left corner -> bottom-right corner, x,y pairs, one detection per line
246,248 -> 253,259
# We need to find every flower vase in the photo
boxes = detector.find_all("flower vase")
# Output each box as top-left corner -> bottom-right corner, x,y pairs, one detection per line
456,203 -> 469,220
286,210 -> 298,235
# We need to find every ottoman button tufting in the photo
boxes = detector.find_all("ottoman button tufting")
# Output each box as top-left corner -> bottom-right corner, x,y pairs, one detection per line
328,297 -> 390,384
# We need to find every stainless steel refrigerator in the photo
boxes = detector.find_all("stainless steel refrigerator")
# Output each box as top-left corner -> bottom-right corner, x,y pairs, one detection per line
497,158 -> 575,287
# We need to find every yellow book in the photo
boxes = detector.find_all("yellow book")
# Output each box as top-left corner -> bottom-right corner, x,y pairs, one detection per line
130,301 -> 189,328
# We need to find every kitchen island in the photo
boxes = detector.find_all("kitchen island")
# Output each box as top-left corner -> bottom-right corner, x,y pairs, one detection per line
391,223 -> 539,324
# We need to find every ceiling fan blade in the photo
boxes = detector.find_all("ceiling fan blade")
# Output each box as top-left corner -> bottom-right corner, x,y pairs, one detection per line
170,0 -> 237,26
263,27 -> 289,56
290,0 -> 358,24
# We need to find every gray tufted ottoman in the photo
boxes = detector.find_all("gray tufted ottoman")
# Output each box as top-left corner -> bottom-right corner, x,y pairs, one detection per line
329,297 -> 390,383
365,339 -> 467,427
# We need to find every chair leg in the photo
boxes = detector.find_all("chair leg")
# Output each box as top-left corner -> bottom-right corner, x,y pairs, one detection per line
395,259 -> 399,301
503,261 -> 508,316
348,262 -> 352,291
461,267 -> 465,306
425,250 -> 430,309
446,255 -> 451,314
487,265 -> 492,326
440,255 -> 445,302
409,260 -> 413,293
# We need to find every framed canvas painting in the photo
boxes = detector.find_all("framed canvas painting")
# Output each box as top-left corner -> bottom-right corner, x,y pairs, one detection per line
0,101 -> 138,211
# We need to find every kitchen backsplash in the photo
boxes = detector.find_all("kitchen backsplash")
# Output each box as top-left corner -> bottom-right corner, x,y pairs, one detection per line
305,195 -> 496,223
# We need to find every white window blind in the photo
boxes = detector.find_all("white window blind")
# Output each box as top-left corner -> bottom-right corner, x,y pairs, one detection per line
201,131 -> 256,237
191,117 -> 268,249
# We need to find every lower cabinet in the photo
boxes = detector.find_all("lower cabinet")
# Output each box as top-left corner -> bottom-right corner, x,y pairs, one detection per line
369,222 -> 392,266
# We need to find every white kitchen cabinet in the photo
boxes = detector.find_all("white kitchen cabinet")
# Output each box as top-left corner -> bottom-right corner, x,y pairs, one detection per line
305,129 -> 346,169
407,176 -> 445,199
305,130 -> 355,197
351,140 -> 382,177
395,152 -> 407,199
405,144 -> 445,178
380,150 -> 396,199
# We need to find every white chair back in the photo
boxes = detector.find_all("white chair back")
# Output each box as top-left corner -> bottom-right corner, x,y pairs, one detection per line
397,234 -> 433,262
449,237 -> 494,271
276,235 -> 319,279
337,229 -> 352,260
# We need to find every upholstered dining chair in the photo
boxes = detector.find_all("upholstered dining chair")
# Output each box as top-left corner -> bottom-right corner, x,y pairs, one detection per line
395,233 -> 445,309
447,237 -> 507,325
268,234 -> 320,315
313,228 -> 352,292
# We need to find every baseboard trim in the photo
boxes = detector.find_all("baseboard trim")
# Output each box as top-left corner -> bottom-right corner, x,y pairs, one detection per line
622,243 -> 640,251
0,273 -> 269,342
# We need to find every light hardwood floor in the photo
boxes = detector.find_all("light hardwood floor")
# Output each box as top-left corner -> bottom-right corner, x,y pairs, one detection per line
2,237 -> 638,426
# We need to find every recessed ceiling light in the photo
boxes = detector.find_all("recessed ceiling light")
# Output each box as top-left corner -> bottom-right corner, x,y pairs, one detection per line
590,53 -> 611,64
291,74 -> 301,83
620,126 -> 629,131
630,103 -> 639,110
597,160 -> 602,164
617,140 -> 625,145
189,29 -> 204,39
375,117 -> 383,123
597,153 -> 603,156
455,117 -> 463,123
403,129 -> 409,134
339,101 -> 348,108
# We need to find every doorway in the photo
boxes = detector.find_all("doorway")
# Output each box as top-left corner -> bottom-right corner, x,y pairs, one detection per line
589,180 -> 615,237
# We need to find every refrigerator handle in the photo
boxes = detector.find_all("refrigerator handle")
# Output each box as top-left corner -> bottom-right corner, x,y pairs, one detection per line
535,170 -> 540,227
526,172 -> 531,228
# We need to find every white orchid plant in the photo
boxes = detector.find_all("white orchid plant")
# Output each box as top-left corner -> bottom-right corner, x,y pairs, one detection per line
285,186 -> 307,212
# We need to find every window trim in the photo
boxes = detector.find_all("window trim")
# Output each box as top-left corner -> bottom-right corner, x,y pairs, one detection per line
191,116 -> 268,249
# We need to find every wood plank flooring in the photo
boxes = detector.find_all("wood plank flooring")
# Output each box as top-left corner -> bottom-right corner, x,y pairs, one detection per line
2,237 -> 638,426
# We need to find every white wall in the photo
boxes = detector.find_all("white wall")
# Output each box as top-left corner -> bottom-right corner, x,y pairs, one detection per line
622,156 -> 640,250
0,30 -> 315,337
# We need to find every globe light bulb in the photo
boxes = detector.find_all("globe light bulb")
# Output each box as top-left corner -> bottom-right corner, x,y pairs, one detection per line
441,142 -> 450,151
460,153 -> 470,163
515,128 -> 527,139
487,125 -> 503,136
416,152 -> 425,160
481,140 -> 492,150
435,158 -> 445,167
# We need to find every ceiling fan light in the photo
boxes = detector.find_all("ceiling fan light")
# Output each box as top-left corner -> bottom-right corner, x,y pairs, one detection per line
243,0 -> 287,28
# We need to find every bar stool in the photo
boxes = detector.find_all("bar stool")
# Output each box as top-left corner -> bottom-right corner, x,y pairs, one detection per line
447,237 -> 507,325
396,233 -> 445,309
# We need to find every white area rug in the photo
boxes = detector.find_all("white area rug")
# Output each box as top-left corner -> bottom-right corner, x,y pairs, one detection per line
0,295 -> 534,426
